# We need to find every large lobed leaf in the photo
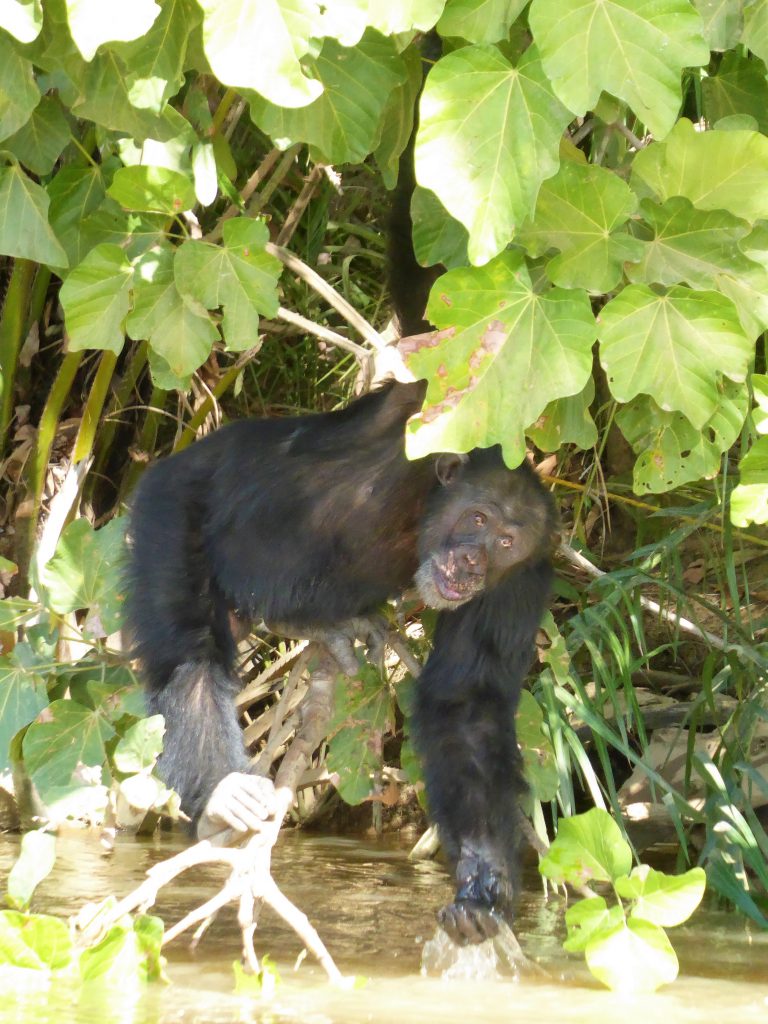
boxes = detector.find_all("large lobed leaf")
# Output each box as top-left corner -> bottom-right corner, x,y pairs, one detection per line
530,0 -> 708,138
402,251 -> 595,466
415,44 -> 573,266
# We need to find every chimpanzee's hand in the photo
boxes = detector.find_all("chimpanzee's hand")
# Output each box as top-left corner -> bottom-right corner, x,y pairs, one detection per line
197,772 -> 278,841
437,849 -> 512,946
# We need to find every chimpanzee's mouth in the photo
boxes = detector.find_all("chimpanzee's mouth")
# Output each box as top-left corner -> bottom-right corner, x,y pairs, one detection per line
432,560 -> 483,603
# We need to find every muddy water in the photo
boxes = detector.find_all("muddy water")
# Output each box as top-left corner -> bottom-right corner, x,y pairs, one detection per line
0,830 -> 766,1023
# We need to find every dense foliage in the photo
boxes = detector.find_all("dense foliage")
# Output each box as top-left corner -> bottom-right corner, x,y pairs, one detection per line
0,0 -> 767,947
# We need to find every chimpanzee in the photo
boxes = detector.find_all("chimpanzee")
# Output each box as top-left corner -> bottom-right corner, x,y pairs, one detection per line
125,377 -> 557,946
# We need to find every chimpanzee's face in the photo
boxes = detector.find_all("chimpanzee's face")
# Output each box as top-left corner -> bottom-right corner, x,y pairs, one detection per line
414,452 -> 556,610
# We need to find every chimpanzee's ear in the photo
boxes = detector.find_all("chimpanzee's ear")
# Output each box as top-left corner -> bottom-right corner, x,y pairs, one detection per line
435,452 -> 469,486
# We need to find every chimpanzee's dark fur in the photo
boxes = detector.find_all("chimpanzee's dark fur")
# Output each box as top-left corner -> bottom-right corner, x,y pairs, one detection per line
125,379 -> 556,944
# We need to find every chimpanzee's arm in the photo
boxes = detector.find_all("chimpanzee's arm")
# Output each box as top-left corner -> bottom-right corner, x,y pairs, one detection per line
413,559 -> 553,945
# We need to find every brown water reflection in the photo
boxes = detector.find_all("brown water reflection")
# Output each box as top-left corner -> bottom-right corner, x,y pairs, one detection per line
0,830 -> 766,1023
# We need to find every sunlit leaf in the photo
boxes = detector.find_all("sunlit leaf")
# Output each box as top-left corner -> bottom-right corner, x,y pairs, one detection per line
617,381 -> 748,493
0,165 -> 67,267
526,379 -> 598,452
539,807 -> 632,886
7,832 -> 56,911
39,516 -> 127,633
693,0 -> 742,50
59,244 -> 133,354
0,0 -> 42,42
113,716 -> 165,774
174,218 -> 281,351
563,896 -> 624,953
731,436 -> 768,527
403,251 -> 595,466
107,165 -> 196,215
127,247 -> 219,378
63,0 -> 160,61
632,118 -> 768,224
743,0 -> 768,64
585,918 -> 679,993
529,0 -> 708,138
0,658 -> 47,773
617,865 -> 706,927
197,0 -> 322,108
415,44 -> 572,265
437,0 -> 527,43
0,912 -> 72,971
520,160 -> 642,291
597,285 -> 751,428
250,31 -> 407,165
0,32 -> 39,141
22,699 -> 115,800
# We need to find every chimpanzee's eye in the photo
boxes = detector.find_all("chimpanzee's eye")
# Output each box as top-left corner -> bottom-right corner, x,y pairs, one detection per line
473,511 -> 486,527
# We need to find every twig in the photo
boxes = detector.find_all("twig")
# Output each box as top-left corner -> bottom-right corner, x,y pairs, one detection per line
266,243 -> 387,351
276,165 -> 325,247
276,306 -> 372,365
612,120 -> 646,150
560,541 -> 730,651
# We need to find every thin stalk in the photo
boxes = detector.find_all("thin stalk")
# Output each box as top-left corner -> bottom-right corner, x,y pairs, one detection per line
73,350 -> 118,463
89,340 -> 149,497
0,259 -> 36,450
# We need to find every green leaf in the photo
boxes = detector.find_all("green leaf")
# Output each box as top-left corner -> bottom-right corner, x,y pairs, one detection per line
59,244 -> 133,354
529,0 -> 708,138
112,716 -> 165,774
731,436 -> 768,527
584,918 -> 679,993
526,379 -> 598,452
365,0 -> 447,34
0,165 -> 68,267
539,807 -> 632,886
617,382 -> 748,494
47,166 -> 107,265
174,218 -> 281,351
197,0 -> 322,108
133,914 -> 165,983
107,165 -> 196,216
73,52 -> 188,141
0,657 -> 47,773
0,597 -> 38,631
0,911 -> 72,971
251,31 -> 407,165
63,0 -> 161,61
597,285 -> 751,429
7,832 -> 56,911
111,0 -> 201,113
410,186 -> 468,270
22,699 -> 115,801
403,251 -> 595,466
80,923 -> 141,988
628,197 -> 753,288
4,96 -> 70,175
743,0 -> 768,64
0,32 -> 39,141
415,44 -> 573,266
373,45 -> 422,189
693,0 -> 742,50
39,516 -> 127,633
437,0 -> 528,43
702,51 -> 768,132
520,160 -> 642,291
752,373 -> 768,434
326,668 -> 393,805
0,0 -> 43,43
516,690 -> 558,802
563,896 -> 624,953
127,247 -> 218,377
616,865 -> 706,927
632,118 -> 768,224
